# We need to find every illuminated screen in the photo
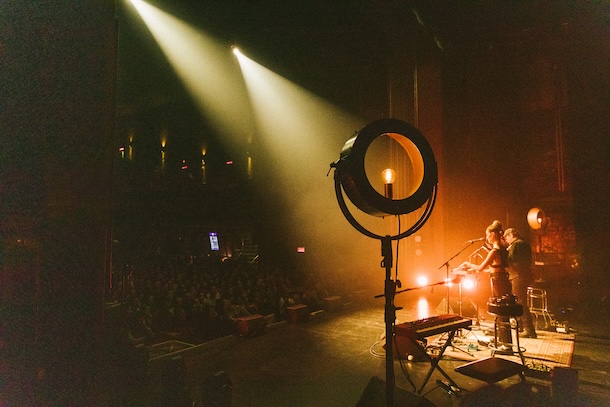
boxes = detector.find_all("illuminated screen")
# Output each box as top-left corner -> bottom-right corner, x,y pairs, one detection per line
209,232 -> 219,251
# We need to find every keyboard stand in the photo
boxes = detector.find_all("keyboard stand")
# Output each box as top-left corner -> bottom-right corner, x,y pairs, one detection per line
416,328 -> 462,395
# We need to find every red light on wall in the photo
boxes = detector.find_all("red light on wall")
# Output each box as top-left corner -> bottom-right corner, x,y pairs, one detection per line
225,160 -> 234,165
297,247 -> 305,253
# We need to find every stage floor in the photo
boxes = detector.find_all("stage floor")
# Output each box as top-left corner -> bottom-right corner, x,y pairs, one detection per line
140,289 -> 610,407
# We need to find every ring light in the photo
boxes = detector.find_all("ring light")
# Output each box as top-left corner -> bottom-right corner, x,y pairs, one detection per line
329,118 -> 438,407
335,118 -> 437,217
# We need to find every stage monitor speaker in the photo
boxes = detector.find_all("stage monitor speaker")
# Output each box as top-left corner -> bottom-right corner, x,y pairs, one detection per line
159,356 -> 190,407
355,376 -> 436,407
286,304 -> 309,323
201,370 -> 232,407
236,314 -> 266,336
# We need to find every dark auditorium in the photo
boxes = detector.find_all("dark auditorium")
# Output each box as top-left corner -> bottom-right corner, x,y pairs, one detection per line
1,1 -> 609,406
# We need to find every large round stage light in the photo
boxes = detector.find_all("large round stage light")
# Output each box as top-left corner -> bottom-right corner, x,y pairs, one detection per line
330,118 -> 438,407
331,118 -> 438,241
335,118 -> 438,218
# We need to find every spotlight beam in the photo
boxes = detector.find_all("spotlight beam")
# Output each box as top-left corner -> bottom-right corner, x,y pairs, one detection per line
233,46 -> 364,254
128,0 -> 254,141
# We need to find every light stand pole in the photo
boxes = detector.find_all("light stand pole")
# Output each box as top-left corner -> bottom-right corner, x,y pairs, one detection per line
381,235 -> 396,403
330,119 -> 438,407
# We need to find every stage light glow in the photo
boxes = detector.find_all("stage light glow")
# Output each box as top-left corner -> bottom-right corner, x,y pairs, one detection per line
416,275 -> 428,287
128,0 -> 254,141
462,277 -> 475,290
382,168 -> 396,184
417,297 -> 429,320
382,168 -> 395,199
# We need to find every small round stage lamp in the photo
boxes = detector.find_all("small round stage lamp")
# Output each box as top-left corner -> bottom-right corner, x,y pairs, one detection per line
527,207 -> 548,231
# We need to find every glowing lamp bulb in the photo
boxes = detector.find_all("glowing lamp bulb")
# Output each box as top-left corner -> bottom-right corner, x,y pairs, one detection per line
382,168 -> 395,199
463,278 -> 475,290
382,168 -> 396,184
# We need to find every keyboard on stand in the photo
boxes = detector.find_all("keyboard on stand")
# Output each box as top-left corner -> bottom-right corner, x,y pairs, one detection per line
395,314 -> 472,339
393,314 -> 473,395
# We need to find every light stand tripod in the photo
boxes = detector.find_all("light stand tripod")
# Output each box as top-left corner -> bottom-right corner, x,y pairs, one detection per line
333,182 -> 437,407
330,118 -> 438,407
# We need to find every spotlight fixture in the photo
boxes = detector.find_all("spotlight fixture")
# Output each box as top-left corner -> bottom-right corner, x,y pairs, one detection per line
331,118 -> 438,240
334,118 -> 437,219
527,207 -> 548,231
330,118 -> 438,407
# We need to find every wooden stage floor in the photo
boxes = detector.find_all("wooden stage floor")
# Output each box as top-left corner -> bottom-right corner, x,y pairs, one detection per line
139,289 -> 610,407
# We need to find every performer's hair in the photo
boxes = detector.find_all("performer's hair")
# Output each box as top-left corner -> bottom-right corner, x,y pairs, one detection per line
504,227 -> 521,238
487,220 -> 503,236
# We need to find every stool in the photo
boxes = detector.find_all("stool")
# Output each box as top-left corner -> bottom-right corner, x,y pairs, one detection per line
487,299 -> 526,365
527,286 -> 552,330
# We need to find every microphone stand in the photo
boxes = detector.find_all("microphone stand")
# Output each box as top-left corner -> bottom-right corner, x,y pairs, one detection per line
375,277 -> 459,299
467,245 -> 490,327
437,241 -> 479,315
431,242 -> 484,358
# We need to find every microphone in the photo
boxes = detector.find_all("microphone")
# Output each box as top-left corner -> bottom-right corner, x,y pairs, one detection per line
467,237 -> 485,243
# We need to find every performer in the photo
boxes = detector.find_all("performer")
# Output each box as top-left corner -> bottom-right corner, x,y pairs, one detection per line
459,220 -> 511,297
504,228 -> 537,338
460,220 -> 512,344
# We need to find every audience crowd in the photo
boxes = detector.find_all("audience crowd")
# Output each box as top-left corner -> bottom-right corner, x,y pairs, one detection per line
107,252 -> 343,346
